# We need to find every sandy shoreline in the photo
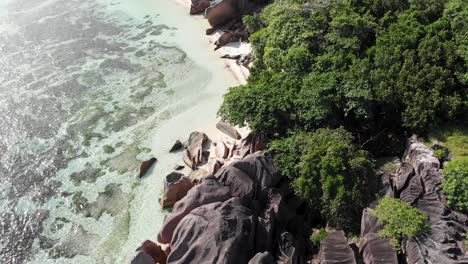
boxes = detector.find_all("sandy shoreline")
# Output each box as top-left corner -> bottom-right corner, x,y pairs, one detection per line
173,0 -> 251,85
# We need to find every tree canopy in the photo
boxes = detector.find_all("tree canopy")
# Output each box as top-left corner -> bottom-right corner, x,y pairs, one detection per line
270,128 -> 374,232
219,0 -> 467,147
372,196 -> 429,250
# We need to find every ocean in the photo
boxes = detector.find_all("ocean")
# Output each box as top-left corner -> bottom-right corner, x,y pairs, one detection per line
0,0 -> 238,263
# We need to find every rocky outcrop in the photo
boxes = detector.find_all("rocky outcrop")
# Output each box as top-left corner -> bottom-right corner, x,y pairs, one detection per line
139,157 -> 157,178
205,0 -> 265,27
135,240 -> 167,264
182,132 -> 210,169
159,172 -> 194,208
216,121 -> 241,139
249,252 -> 275,264
392,136 -> 468,263
130,251 -> 155,264
167,198 -> 255,264
190,0 -> 210,15
359,209 -> 398,264
318,231 -> 356,264
169,140 -> 183,153
157,176 -> 232,244
154,151 -> 312,263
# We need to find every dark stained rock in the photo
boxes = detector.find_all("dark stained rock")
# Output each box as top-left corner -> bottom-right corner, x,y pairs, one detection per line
169,140 -> 184,153
160,172 -> 194,208
173,164 -> 184,170
360,233 -> 397,264
216,121 -> 241,139
136,240 -> 167,264
190,0 -> 210,15
249,252 -> 275,264
214,31 -> 234,50
277,232 -> 303,264
215,165 -> 255,204
182,132 -> 210,169
130,251 -> 155,264
206,0 -> 239,28
318,231 -> 356,264
205,0 -> 264,28
139,157 -> 157,178
230,152 -> 280,201
157,176 -> 231,244
167,198 -> 255,264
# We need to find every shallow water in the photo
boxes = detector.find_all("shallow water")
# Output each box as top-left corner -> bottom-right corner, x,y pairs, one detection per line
0,0 -> 238,263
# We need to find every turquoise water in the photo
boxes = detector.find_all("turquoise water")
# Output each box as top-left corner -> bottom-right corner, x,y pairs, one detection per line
0,0 -> 238,263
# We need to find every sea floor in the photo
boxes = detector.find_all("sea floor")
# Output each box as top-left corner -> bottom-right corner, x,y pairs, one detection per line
0,0 -> 238,263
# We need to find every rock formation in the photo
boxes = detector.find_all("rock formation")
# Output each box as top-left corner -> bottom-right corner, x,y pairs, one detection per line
167,198 -> 255,264
169,140 -> 184,153
391,136 -> 468,263
318,231 -> 356,264
216,121 -> 241,139
154,149 -> 312,263
139,157 -> 157,178
182,132 -> 210,169
359,209 -> 398,264
159,172 -> 194,208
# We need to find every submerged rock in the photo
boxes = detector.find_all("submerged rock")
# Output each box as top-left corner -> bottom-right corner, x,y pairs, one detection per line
173,164 -> 184,170
169,140 -> 184,153
160,172 -> 194,208
139,157 -> 157,178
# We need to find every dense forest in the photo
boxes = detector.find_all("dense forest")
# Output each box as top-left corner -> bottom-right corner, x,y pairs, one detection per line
219,0 -> 467,235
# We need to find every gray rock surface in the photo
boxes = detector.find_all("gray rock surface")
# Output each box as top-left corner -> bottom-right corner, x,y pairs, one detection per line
318,231 -> 356,264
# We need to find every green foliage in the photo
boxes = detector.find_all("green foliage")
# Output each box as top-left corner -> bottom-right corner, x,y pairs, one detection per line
372,197 -> 429,250
441,159 -> 468,213
425,125 -> 468,161
434,148 -> 448,161
310,228 -> 329,246
219,0 -> 467,140
270,128 -> 374,232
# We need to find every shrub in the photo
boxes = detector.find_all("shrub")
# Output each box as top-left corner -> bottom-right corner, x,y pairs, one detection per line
372,197 -> 429,250
270,128 -> 374,232
310,228 -> 329,246
434,148 -> 448,161
441,159 -> 468,213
